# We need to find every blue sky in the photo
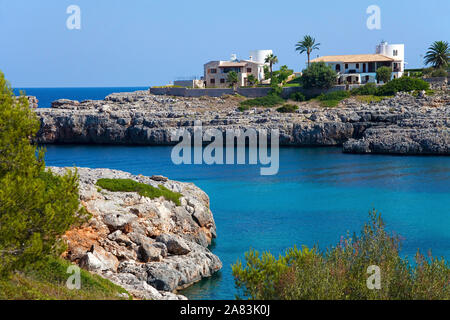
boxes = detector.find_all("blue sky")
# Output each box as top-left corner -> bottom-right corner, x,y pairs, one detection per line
1,0 -> 449,87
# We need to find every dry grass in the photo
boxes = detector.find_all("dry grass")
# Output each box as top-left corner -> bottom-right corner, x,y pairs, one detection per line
0,257 -> 130,300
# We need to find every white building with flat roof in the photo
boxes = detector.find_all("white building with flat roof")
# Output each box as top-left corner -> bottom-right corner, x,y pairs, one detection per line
204,50 -> 272,88
311,41 -> 405,84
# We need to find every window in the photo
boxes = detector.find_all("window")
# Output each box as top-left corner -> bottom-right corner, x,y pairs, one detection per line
210,79 -> 215,84
335,64 -> 341,72
220,79 -> 225,84
222,67 -> 241,74
345,64 -> 348,69
247,68 -> 252,73
210,68 -> 217,74
393,50 -> 398,56
356,63 -> 359,69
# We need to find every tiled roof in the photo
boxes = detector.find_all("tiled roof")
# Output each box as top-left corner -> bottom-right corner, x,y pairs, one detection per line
218,62 -> 247,67
311,54 -> 395,63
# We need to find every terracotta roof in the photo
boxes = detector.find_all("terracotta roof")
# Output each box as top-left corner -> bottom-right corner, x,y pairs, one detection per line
311,54 -> 395,63
218,62 -> 247,67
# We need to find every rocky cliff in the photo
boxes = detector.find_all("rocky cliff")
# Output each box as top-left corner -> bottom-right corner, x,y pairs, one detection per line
51,167 -> 221,300
36,90 -> 449,155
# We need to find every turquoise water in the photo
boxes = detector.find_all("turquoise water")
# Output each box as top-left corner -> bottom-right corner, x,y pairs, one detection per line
13,87 -> 148,108
43,145 -> 450,300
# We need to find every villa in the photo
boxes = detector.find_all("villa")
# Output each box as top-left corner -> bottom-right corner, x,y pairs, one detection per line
204,50 -> 272,88
311,41 -> 405,84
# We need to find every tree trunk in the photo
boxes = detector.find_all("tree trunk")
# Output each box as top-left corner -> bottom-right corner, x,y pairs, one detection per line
270,62 -> 273,83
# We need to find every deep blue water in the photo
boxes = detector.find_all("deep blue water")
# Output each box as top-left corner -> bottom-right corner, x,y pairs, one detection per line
13,87 -> 148,108
43,145 -> 450,300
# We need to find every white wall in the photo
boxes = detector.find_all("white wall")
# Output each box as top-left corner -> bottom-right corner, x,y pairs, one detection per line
376,43 -> 405,71
249,50 -> 273,65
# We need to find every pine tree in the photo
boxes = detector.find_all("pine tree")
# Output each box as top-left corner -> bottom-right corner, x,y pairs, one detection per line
0,71 -> 85,277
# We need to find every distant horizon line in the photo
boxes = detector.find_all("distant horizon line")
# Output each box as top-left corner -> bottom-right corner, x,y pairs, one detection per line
13,85 -> 151,89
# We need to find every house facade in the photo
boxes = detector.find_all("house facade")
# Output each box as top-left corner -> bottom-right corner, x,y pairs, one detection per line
311,42 -> 405,84
204,50 -> 271,88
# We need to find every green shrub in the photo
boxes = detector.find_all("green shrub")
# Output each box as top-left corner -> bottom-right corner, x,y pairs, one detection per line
0,71 -> 86,277
272,65 -> 294,85
277,104 -> 298,113
96,178 -> 182,206
316,90 -> 350,108
376,66 -> 392,83
377,77 -> 430,96
318,90 -> 351,101
239,94 -> 285,111
290,92 -> 306,102
318,99 -> 341,108
409,71 -> 423,78
354,95 -> 391,104
232,210 -> 450,300
268,85 -> 283,97
287,76 -> 302,85
431,68 -> 448,77
301,62 -> 337,89
422,67 -> 435,76
351,83 -> 378,96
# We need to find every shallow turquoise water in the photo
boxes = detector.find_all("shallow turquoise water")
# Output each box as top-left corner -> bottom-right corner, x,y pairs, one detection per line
43,145 -> 450,300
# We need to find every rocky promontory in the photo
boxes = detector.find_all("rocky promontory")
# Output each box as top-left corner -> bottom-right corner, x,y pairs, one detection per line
35,90 -> 449,155
51,167 -> 221,300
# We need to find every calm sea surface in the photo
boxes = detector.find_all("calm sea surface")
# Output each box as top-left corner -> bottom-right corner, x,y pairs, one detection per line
30,87 -> 450,300
43,145 -> 450,300
13,87 -> 148,108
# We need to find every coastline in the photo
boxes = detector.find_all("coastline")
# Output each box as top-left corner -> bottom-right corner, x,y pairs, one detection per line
34,90 -> 449,155
51,167 -> 222,300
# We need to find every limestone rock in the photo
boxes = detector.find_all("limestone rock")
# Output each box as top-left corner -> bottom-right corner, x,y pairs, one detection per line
139,242 -> 164,262
51,167 -> 221,300
156,234 -> 191,255
35,90 -> 449,155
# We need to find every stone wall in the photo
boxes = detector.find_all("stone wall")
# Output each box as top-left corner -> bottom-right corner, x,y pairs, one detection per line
424,77 -> 448,90
150,83 -> 382,99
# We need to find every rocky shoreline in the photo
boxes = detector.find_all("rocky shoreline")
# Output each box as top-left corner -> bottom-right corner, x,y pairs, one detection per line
51,167 -> 222,300
35,90 -> 449,155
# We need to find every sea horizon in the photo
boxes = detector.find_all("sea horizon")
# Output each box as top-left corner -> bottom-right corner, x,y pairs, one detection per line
13,86 -> 150,108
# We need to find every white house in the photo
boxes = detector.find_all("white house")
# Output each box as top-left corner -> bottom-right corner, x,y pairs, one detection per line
204,50 -> 272,88
311,41 -> 405,84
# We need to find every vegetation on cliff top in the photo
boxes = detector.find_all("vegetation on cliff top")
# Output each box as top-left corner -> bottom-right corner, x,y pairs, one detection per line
276,104 -> 298,113
96,178 -> 182,206
232,210 -> 450,300
238,94 -> 285,111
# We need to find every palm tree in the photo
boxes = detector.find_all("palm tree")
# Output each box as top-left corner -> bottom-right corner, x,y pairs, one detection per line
296,35 -> 321,68
264,53 -> 278,81
227,71 -> 239,90
424,41 -> 450,69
